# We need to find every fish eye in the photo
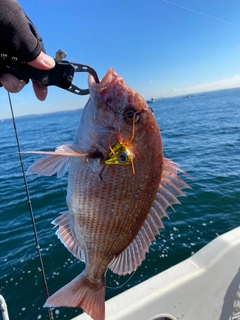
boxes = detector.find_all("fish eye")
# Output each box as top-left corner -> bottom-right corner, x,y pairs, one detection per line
118,153 -> 128,164
123,107 -> 140,124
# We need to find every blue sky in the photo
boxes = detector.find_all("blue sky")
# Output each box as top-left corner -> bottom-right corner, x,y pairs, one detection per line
1,0 -> 240,119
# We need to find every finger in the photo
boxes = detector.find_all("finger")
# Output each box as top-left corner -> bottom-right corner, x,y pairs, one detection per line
0,74 -> 26,93
28,51 -> 55,70
29,52 -> 54,100
32,80 -> 48,101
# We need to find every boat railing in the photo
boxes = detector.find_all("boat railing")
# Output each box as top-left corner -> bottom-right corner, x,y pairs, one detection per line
0,295 -> 9,320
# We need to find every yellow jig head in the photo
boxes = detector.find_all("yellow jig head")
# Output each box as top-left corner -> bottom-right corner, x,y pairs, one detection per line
105,141 -> 134,166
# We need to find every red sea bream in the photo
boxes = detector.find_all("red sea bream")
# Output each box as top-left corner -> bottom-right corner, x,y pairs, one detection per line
28,68 -> 190,320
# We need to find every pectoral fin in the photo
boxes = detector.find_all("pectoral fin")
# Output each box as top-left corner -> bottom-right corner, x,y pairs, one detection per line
108,158 -> 191,276
26,144 -> 86,177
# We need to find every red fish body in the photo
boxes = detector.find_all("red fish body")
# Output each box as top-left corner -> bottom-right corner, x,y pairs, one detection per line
28,69 -> 189,320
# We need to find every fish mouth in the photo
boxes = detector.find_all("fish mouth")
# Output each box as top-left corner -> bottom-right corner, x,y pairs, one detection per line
88,68 -> 118,95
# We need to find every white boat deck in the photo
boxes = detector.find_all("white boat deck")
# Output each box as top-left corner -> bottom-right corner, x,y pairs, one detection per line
72,226 -> 240,320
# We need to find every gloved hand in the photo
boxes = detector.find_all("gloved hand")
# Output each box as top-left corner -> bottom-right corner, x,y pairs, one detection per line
0,0 -> 55,100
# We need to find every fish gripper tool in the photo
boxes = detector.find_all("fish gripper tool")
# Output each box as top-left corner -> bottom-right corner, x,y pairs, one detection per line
0,50 -> 100,95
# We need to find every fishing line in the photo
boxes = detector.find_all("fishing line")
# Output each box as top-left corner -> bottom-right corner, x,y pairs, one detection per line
8,92 -> 54,320
161,0 -> 240,28
106,270 -> 137,290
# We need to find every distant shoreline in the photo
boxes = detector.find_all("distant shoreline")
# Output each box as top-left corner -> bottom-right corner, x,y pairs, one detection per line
1,87 -> 240,121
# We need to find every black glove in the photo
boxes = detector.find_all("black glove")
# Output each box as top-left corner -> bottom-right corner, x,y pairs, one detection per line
0,0 -> 45,62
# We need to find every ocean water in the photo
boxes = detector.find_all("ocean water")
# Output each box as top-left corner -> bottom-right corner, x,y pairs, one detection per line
0,88 -> 239,320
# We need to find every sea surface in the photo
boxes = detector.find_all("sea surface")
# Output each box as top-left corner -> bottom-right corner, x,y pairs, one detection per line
0,88 -> 239,320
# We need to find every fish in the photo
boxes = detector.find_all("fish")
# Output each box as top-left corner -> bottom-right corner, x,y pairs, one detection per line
27,68 -> 190,320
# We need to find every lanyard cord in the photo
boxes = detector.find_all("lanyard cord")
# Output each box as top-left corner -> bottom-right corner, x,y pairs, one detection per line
8,92 -> 54,320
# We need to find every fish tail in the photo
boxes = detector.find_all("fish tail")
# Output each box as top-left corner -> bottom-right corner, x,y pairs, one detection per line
44,272 -> 105,320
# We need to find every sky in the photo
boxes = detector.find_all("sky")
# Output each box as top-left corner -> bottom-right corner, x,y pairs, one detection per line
1,0 -> 240,119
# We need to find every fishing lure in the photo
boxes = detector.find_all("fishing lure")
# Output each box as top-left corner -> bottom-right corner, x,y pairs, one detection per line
105,141 -> 135,166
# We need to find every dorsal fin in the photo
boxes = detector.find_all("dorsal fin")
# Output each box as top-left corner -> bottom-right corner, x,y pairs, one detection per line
52,211 -> 85,262
108,158 -> 190,276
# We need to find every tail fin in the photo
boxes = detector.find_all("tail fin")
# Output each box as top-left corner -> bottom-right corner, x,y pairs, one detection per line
44,273 -> 105,320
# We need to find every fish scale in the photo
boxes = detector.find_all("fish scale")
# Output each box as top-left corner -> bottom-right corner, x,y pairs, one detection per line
27,68 -> 190,320
72,163 -> 144,256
